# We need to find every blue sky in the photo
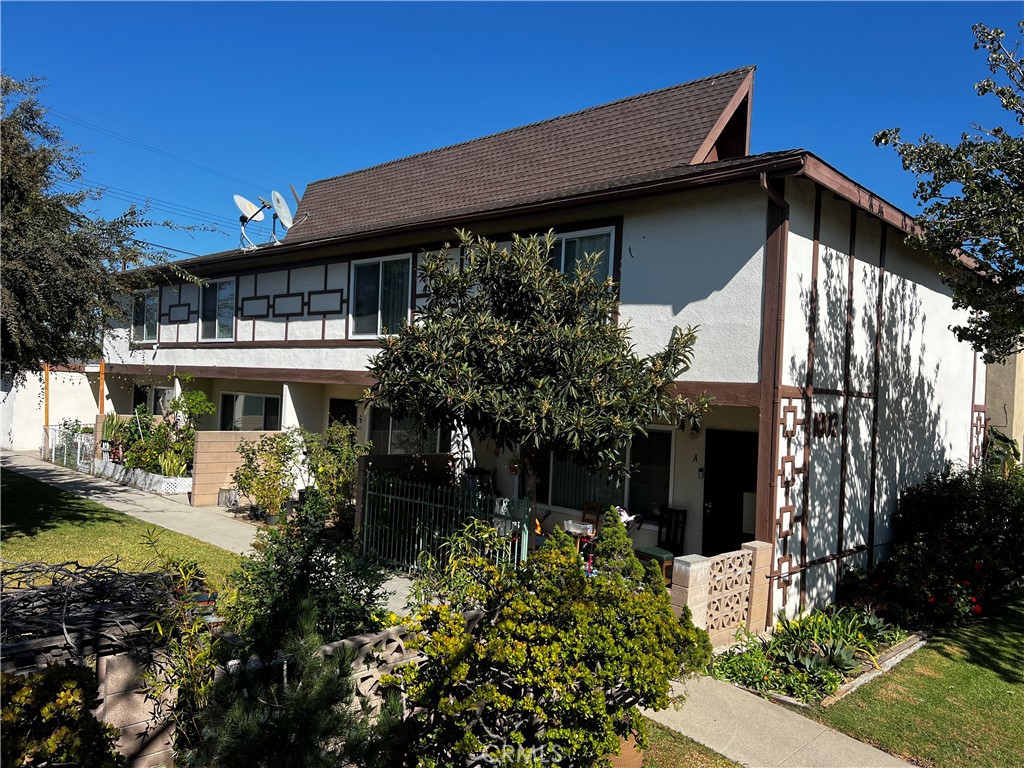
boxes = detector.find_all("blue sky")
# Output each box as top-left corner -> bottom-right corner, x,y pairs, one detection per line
2,2 -> 1020,257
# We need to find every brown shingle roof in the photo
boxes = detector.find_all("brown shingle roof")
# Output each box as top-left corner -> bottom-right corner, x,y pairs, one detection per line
286,66 -> 754,244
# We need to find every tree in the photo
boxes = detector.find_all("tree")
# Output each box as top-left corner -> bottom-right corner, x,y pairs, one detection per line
367,229 -> 708,496
392,512 -> 711,767
0,75 -> 178,384
874,21 -> 1024,363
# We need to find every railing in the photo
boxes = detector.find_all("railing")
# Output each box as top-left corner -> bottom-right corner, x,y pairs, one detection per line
42,426 -> 95,473
363,473 -> 531,571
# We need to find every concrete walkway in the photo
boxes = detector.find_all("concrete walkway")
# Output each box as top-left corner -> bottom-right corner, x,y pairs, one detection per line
1,450 -> 414,611
647,676 -> 911,768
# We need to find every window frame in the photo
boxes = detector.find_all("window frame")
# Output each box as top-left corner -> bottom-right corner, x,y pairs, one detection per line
549,226 -> 616,282
367,406 -> 451,456
348,254 -> 412,339
200,278 -> 236,342
218,391 -> 282,431
542,425 -> 675,522
132,287 -> 160,343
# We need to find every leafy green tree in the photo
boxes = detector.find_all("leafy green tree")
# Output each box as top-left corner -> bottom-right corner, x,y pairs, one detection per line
874,21 -> 1024,363
391,511 -> 711,767
0,74 -> 182,384
368,230 -> 708,497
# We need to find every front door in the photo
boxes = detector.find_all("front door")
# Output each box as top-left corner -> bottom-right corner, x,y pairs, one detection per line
701,429 -> 758,556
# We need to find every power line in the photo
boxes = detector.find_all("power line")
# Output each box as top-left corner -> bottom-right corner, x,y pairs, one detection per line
133,240 -> 206,258
56,178 -> 271,240
49,107 -> 275,191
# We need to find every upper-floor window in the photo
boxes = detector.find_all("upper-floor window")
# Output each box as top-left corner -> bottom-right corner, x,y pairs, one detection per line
201,278 -> 235,341
351,256 -> 411,337
132,288 -> 159,342
549,227 -> 614,282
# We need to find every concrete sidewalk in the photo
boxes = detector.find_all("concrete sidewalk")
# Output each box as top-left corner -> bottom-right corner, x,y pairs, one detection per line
1,450 -> 413,611
647,676 -> 911,768
2,450 -> 258,554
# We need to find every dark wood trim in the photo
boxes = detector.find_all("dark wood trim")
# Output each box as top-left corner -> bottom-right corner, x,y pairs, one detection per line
240,296 -> 272,319
272,292 -> 306,319
137,339 -> 380,350
801,156 -> 916,237
690,70 -> 755,164
321,266 -> 329,340
837,206 -> 857,563
107,363 -> 375,387
284,270 -> 291,341
970,340 -> 978,468
307,289 -> 344,316
867,225 -> 887,568
756,177 -> 788,622
670,381 -> 760,408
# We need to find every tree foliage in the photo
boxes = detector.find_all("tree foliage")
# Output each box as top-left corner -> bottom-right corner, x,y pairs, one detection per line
874,22 -> 1024,363
391,510 -> 711,767
0,74 -> 180,384
367,230 -> 708,489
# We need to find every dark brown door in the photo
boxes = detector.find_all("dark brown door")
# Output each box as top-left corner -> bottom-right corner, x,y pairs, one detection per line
701,429 -> 758,556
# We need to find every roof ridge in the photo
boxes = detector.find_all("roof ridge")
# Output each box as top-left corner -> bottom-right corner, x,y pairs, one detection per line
307,65 -> 756,188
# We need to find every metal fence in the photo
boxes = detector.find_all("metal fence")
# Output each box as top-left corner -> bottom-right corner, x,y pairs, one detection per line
42,426 -> 95,473
363,473 -> 531,572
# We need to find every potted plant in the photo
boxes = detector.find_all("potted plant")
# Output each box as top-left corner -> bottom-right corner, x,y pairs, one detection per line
233,430 -> 303,525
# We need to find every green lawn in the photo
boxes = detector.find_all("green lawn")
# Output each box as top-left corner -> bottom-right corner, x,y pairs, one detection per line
812,588 -> 1024,768
0,468 -> 241,586
642,719 -> 738,767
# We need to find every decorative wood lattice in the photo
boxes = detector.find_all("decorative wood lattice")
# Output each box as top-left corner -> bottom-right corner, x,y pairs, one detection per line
705,550 -> 753,633
970,406 -> 987,468
773,396 -> 807,606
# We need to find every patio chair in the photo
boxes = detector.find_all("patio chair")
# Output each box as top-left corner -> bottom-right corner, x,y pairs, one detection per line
634,505 -> 687,585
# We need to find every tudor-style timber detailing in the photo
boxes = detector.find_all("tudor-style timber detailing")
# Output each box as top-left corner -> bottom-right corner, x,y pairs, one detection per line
773,394 -> 808,611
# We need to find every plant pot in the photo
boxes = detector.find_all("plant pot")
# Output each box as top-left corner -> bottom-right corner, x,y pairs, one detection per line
263,512 -> 279,526
606,735 -> 643,768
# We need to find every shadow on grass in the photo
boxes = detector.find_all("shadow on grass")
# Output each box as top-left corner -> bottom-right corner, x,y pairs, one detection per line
932,588 -> 1024,686
1,468 -> 132,539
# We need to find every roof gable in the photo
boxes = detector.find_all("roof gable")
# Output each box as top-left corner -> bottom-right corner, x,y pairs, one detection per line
287,66 -> 754,244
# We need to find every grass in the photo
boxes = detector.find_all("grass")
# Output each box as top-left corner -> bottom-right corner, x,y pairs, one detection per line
642,719 -> 739,767
811,588 -> 1024,768
0,468 -> 241,586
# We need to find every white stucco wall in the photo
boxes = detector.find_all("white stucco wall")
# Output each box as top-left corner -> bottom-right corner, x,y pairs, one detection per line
775,177 -> 978,613
619,185 -> 767,383
1,371 -> 100,452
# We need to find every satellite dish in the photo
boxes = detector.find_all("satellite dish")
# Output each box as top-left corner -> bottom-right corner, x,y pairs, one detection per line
233,194 -> 265,222
267,188 -> 308,245
272,190 -> 293,229
234,194 -> 270,250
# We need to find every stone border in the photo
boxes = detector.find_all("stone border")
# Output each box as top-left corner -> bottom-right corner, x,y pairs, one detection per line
728,633 -> 927,709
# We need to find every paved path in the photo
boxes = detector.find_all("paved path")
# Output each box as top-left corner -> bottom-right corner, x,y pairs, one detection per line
1,450 -> 414,610
647,676 -> 912,768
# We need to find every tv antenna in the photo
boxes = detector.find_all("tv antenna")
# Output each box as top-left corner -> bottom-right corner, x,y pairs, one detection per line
265,189 -> 308,245
234,194 -> 268,250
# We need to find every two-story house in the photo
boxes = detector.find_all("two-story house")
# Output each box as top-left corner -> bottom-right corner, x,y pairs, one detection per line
15,66 -> 984,617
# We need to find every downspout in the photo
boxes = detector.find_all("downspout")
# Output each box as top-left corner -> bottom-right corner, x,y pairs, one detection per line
44,363 -> 51,459
758,172 -> 790,625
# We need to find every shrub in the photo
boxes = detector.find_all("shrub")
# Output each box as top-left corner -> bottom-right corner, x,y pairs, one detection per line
390,510 -> 711,767
301,421 -> 369,528
180,611 -> 365,768
712,606 -> 905,702
232,429 -> 304,518
842,464 -> 1024,628
1,663 -> 125,768
222,487 -> 389,657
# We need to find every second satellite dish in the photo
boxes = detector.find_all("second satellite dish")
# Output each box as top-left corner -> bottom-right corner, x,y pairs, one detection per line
272,190 -> 293,229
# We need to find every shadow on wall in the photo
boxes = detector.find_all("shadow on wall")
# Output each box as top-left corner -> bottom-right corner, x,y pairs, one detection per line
788,241 -> 947,602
